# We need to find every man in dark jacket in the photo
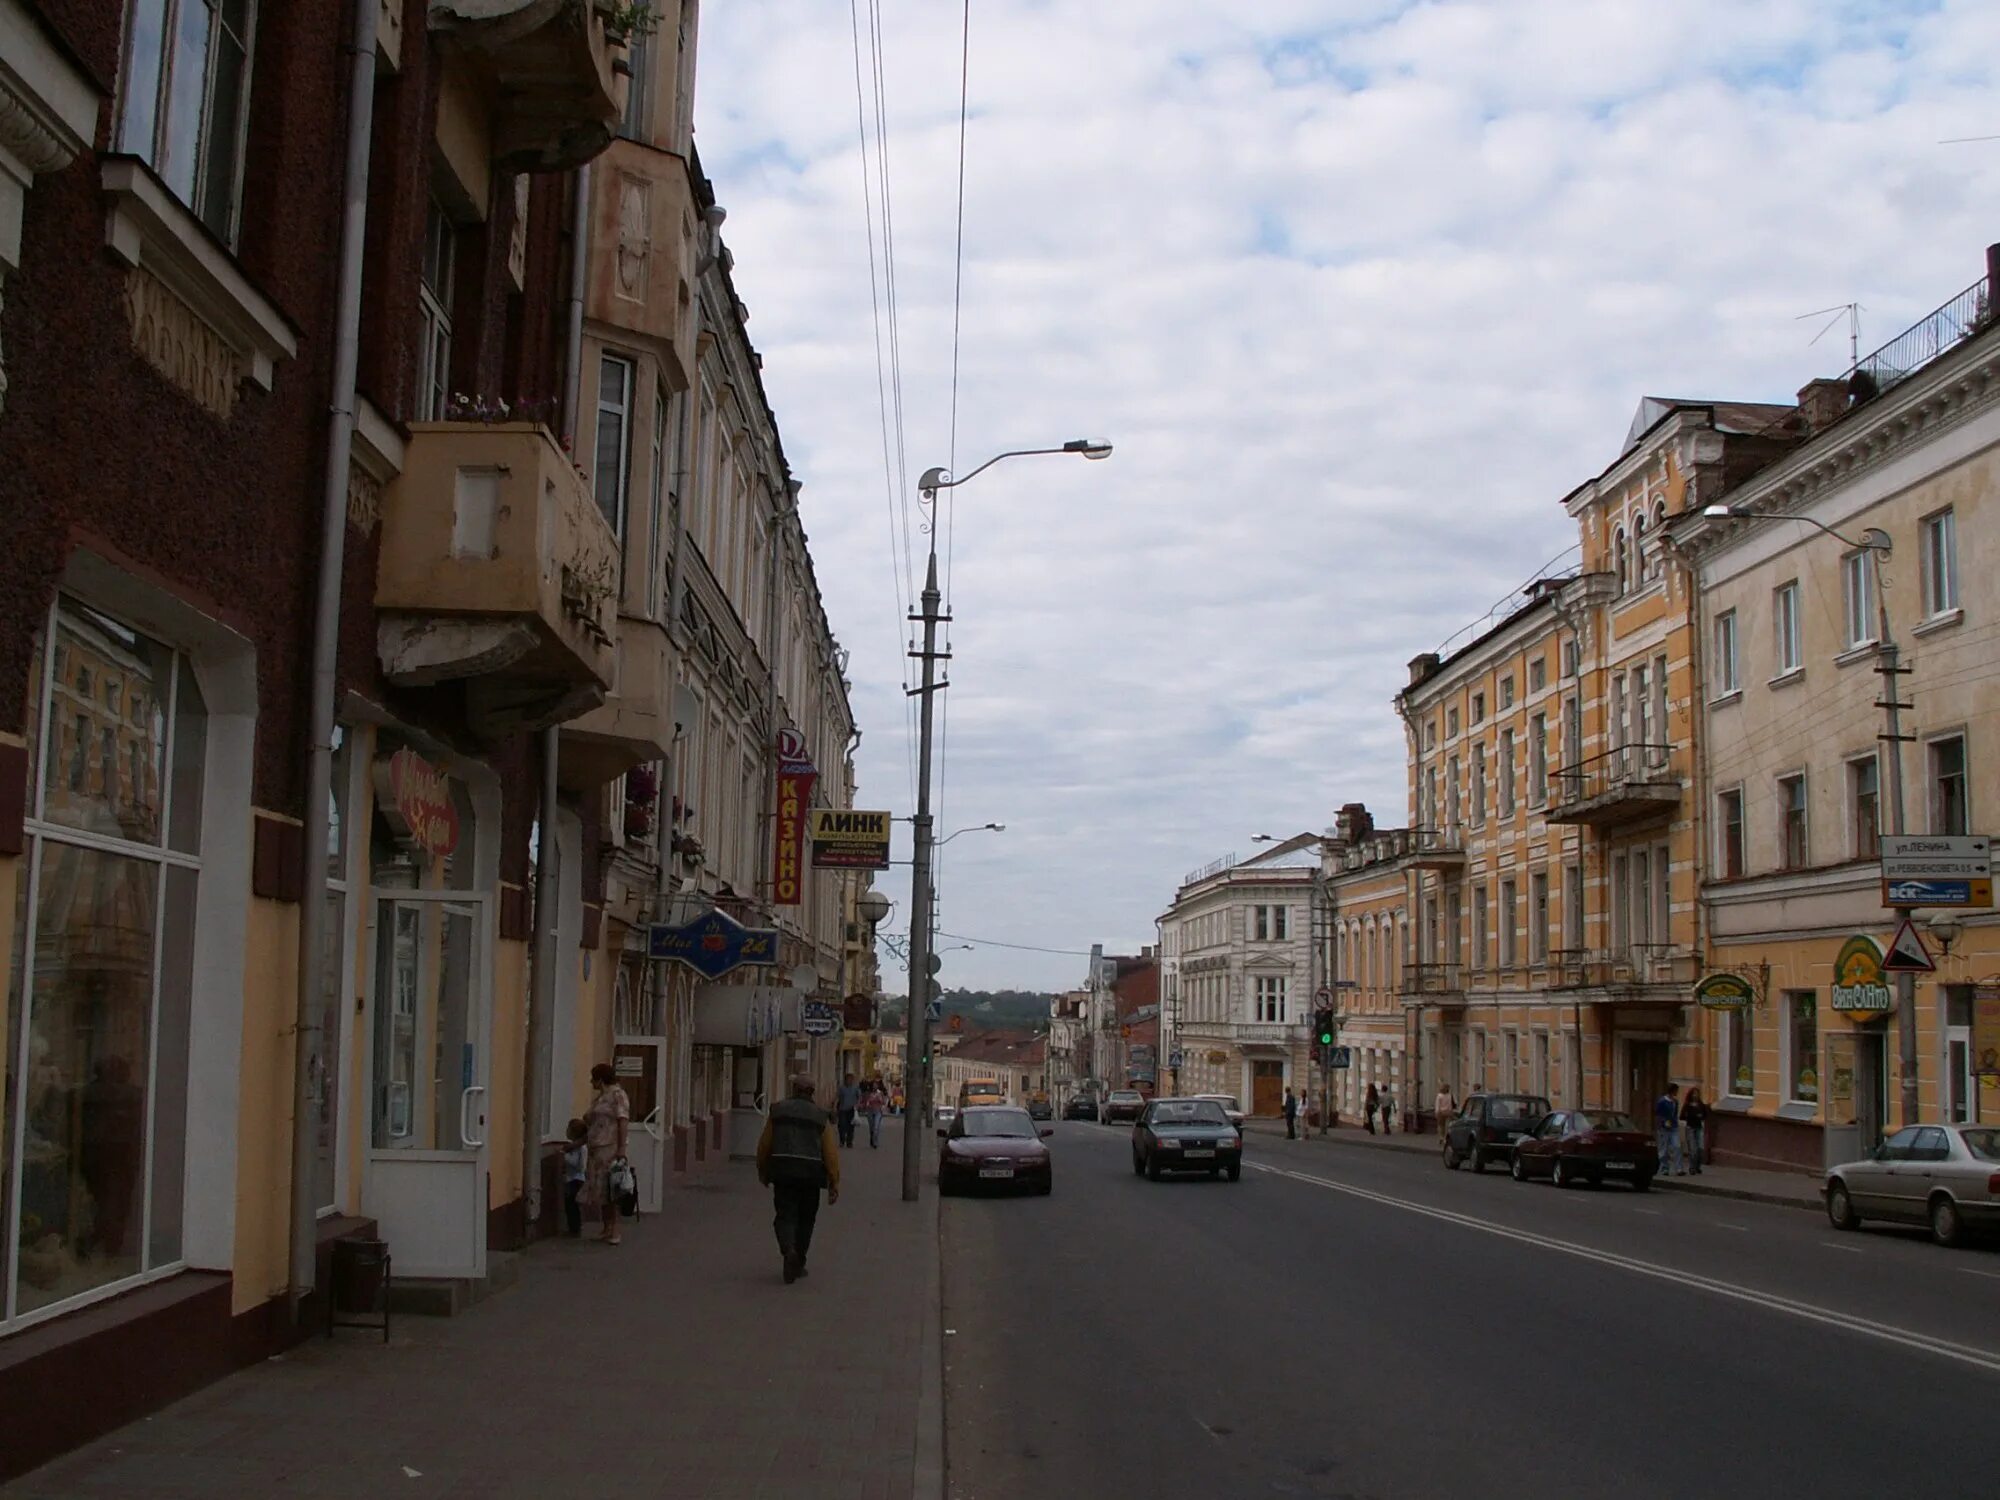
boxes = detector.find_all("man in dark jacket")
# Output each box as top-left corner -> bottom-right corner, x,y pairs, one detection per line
756,1076 -> 842,1284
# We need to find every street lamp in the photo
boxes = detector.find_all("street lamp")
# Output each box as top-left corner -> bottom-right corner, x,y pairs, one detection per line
1703,502 -> 1916,1127
936,822 -> 1006,847
901,440 -> 1112,1203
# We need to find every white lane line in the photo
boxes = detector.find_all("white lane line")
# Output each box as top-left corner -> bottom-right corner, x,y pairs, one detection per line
1821,1241 -> 1864,1254
1715,1223 -> 1750,1233
1632,1207 -> 1663,1216
1247,1162 -> 2000,1375
1961,1267 -> 2000,1281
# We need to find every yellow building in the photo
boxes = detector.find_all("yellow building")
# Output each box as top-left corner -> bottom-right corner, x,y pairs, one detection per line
1324,804 -> 1412,1124
1678,266 -> 2000,1168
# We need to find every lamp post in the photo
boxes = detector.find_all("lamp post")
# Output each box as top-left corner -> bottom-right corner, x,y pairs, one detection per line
900,441 -> 1112,1202
1703,504 -> 1914,1128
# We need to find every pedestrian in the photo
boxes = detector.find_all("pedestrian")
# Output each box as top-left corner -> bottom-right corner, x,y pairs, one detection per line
1682,1085 -> 1709,1175
1434,1082 -> 1456,1143
1654,1082 -> 1682,1178
1283,1086 -> 1299,1140
561,1118 -> 588,1237
834,1072 -> 861,1148
1364,1082 -> 1380,1135
862,1077 -> 887,1149
1380,1089 -> 1395,1133
755,1074 -> 842,1284
583,1062 -> 631,1245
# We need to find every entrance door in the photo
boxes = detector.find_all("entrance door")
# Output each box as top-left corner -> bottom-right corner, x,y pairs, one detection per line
1853,1030 -> 1886,1157
364,892 -> 492,1279
613,1038 -> 664,1214
1251,1060 -> 1284,1117
1626,1040 -> 1669,1117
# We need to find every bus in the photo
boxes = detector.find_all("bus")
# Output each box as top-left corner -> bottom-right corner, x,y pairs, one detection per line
957,1078 -> 1005,1108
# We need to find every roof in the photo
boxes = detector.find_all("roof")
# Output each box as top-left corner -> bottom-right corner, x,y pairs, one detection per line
1621,397 -> 1795,455
942,1028 -> 1046,1069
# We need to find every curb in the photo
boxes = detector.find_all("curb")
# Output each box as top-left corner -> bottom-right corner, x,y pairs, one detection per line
912,1170 -> 945,1500
1651,1175 -> 1823,1212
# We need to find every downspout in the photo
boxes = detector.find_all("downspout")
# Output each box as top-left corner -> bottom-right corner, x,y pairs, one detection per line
291,0 -> 379,1318
525,161 -> 594,1230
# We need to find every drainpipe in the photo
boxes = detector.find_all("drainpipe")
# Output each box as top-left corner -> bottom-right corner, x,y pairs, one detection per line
524,162 -> 594,1231
290,0 -> 380,1319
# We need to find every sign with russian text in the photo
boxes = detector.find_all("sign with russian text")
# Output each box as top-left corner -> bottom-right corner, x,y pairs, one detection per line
809,808 -> 893,869
648,906 -> 780,979
1829,934 -> 1894,1016
373,747 -> 460,858
1694,973 -> 1755,1011
772,729 -> 817,906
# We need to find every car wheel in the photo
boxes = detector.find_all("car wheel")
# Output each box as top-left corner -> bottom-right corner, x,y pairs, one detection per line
1442,1141 -> 1461,1171
1208,1167 -> 1221,1180
1146,1154 -> 1163,1182
1226,1165 -> 1241,1182
1131,1152 -> 1144,1176
1552,1157 -> 1572,1189
1469,1145 -> 1487,1174
1510,1153 -> 1528,1182
1930,1194 -> 1965,1249
1825,1180 -> 1859,1230
1037,1180 -> 1053,1197
1630,1170 -> 1652,1193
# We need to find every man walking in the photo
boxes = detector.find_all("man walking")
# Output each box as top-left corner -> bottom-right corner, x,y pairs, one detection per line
1654,1082 -> 1682,1179
1364,1082 -> 1380,1135
834,1072 -> 862,1149
756,1075 -> 842,1284
1283,1086 -> 1299,1140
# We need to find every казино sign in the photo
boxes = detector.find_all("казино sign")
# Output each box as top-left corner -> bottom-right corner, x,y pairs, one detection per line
809,808 -> 892,869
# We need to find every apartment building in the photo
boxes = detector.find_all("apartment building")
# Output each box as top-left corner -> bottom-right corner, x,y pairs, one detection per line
1323,803 -> 1412,1124
1677,250 -> 2000,1167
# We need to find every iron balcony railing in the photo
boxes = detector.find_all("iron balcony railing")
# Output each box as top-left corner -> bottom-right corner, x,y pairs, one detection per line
1550,743 -> 1680,810
1548,945 -> 1691,991
1403,961 -> 1466,996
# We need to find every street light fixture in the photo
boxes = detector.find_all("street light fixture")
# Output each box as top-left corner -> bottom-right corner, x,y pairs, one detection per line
1701,503 -> 1891,556
936,822 -> 1006,847
901,440 -> 1112,1203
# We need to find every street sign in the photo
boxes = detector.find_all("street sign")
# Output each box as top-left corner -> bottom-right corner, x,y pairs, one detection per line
801,1001 -> 839,1037
924,996 -> 944,1023
1881,835 -> 1991,880
1168,1049 -> 1184,1069
1326,1046 -> 1352,1069
1315,986 -> 1330,1003
1882,877 -> 1993,909
1882,916 -> 1937,974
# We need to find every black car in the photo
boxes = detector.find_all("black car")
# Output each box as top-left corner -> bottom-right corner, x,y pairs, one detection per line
1443,1092 -> 1552,1173
1133,1098 -> 1243,1181
1027,1097 -> 1054,1121
1063,1095 -> 1099,1121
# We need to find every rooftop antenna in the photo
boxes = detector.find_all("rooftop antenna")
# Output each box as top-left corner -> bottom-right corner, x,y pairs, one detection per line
1798,302 -> 1862,367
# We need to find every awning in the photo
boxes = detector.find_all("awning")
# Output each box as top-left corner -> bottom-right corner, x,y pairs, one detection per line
691,983 -> 805,1046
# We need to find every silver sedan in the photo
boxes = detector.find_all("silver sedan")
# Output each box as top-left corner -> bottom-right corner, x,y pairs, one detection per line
1825,1123 -> 2000,1248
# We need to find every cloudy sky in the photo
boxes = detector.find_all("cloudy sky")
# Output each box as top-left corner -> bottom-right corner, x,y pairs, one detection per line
694,0 -> 2000,991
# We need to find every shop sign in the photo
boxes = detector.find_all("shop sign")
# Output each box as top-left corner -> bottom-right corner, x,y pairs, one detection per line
809,808 -> 893,869
842,992 -> 875,1030
1694,973 -> 1755,1011
771,729 -> 817,906
801,1001 -> 840,1037
1975,985 -> 2000,1119
648,906 -> 779,979
373,747 -> 460,857
1829,934 -> 1894,1016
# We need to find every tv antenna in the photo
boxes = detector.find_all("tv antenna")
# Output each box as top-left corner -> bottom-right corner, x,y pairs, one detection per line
1798,302 -> 1862,367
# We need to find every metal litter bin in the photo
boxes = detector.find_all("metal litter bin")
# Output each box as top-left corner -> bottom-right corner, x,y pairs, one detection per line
327,1236 -> 391,1342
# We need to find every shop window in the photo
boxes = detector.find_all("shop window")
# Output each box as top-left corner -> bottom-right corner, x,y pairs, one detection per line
1725,1004 -> 1753,1097
1785,991 -> 1818,1105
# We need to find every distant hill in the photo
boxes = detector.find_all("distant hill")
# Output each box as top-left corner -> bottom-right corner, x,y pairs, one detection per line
878,988 -> 1053,1033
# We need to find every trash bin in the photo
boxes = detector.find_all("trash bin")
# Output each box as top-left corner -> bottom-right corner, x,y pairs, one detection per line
327,1236 -> 391,1342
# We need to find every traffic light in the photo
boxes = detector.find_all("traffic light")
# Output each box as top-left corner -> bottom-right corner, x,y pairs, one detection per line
1314,1009 -> 1336,1048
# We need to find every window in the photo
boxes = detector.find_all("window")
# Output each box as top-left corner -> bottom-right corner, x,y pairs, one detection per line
1713,610 -> 1739,695
1499,676 -> 1514,710
1773,581 -> 1802,674
417,198 -> 457,421
1610,675 -> 1628,754
1563,695 -> 1581,775
1778,774 -> 1808,869
1528,657 -> 1546,692
1471,745 -> 1486,823
619,27 -> 652,140
1921,508 -> 1958,618
116,0 -> 256,241
1724,1004 -> 1753,1097
1848,756 -> 1880,860
1531,1032 -> 1551,1099
1253,905 -> 1290,942
1614,527 -> 1629,594
1499,879 -> 1517,968
1529,713 -> 1547,805
1717,788 -> 1745,877
1425,718 -> 1437,750
1447,706 -> 1459,737
1786,991 -> 1819,1104
1632,664 -> 1650,750
593,353 -> 635,541
6,597 -> 207,1322
1498,729 -> 1515,816
1447,756 -> 1461,828
1651,654 -> 1669,765
1530,872 -> 1549,963
1254,976 -> 1289,1024
1841,550 -> 1876,650
1472,885 -> 1489,969
1563,862 -> 1584,951
1562,638 -> 1579,678
1471,692 -> 1485,724
1930,735 -> 1969,835
1633,511 -> 1649,583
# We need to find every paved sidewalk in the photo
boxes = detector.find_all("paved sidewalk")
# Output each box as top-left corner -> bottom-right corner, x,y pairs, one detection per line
6,1122 -> 940,1500
1241,1117 -> 1822,1209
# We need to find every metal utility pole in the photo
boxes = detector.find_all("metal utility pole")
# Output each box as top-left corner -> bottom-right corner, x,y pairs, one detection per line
901,550 -> 945,1202
1875,596 -> 1920,1128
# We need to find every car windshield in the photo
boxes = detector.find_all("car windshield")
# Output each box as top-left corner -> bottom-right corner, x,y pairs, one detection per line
1960,1128 -> 2000,1163
1488,1097 -> 1549,1125
1200,1095 -> 1241,1111
961,1108 -> 1036,1139
1575,1111 -> 1640,1132
1110,1091 -> 1142,1101
1150,1101 -> 1229,1126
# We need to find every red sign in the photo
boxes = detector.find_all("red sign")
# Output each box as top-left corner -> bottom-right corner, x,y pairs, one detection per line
374,747 -> 460,858
771,730 -> 816,906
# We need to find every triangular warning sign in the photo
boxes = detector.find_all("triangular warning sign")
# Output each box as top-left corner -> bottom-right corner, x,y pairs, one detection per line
1882,917 -> 1936,974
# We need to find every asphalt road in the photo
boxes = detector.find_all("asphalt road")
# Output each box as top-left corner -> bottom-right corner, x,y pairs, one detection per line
940,1120 -> 2000,1500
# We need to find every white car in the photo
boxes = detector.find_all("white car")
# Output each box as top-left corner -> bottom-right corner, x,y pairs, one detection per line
932,1104 -> 958,1135
1194,1093 -> 1246,1128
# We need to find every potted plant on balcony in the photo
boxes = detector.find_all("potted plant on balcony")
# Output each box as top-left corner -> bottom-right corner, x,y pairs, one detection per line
594,0 -> 661,44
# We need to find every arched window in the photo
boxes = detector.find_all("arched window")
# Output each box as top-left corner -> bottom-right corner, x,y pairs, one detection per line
1632,511 -> 1648,582
1614,527 -> 1629,593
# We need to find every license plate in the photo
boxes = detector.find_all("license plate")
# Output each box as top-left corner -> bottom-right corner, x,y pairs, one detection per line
1605,1161 -> 1634,1171
979,1167 -> 1014,1178
1184,1148 -> 1215,1159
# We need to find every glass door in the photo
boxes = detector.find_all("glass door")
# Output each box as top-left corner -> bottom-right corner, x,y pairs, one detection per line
363,892 -> 491,1279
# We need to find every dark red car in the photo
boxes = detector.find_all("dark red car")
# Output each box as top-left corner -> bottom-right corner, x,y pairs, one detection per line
938,1105 -> 1054,1196
1510,1108 -> 1656,1190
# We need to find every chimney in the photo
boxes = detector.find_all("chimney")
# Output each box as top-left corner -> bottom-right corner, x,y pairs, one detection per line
1335,802 -> 1374,843
1796,378 -> 1848,433
1407,652 -> 1440,686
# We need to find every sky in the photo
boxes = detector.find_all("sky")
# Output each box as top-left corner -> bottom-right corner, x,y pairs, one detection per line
692,0 -> 2000,992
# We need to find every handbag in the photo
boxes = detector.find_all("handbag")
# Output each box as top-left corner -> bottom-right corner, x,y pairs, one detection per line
610,1156 -> 639,1217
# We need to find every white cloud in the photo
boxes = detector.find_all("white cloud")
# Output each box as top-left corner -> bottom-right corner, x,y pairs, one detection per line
693,0 -> 2000,988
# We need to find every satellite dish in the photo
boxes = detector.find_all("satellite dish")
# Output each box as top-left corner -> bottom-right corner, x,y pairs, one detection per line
671,684 -> 701,738
789,964 -> 819,993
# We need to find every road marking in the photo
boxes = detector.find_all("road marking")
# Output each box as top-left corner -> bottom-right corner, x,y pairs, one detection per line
1961,1267 -> 2000,1281
1714,1223 -> 1749,1233
1248,1162 -> 2000,1375
1822,1242 -> 1864,1254
1632,1207 -> 1662,1216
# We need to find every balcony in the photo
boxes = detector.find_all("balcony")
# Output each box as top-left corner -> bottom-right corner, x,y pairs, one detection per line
1403,962 -> 1466,1003
560,613 -> 671,788
1548,946 -> 1697,997
376,422 -> 619,736
429,1 -> 622,171
1546,744 -> 1683,828
1405,826 -> 1467,872
587,137 -> 698,387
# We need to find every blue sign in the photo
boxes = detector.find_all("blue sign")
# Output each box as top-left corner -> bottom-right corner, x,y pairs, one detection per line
801,1001 -> 839,1037
1327,1046 -> 1352,1069
924,996 -> 944,1023
648,907 -> 780,979
1168,1049 -> 1184,1069
1884,878 -> 1987,908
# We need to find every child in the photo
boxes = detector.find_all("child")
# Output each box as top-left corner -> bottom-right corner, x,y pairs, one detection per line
562,1118 -> 588,1237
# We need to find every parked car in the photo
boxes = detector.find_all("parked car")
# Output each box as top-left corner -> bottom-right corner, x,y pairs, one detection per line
1027,1096 -> 1054,1121
938,1105 -> 1054,1196
1132,1098 -> 1243,1181
932,1104 -> 958,1132
1102,1089 -> 1147,1124
1442,1092 -> 1552,1172
1510,1108 -> 1655,1190
1063,1095 -> 1100,1122
1825,1123 -> 2000,1247
1194,1093 -> 1246,1129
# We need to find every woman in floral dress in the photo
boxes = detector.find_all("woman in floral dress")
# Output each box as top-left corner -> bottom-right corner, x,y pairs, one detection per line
583,1062 -> 631,1244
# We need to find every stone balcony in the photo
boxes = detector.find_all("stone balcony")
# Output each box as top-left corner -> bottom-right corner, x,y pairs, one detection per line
560,612 -> 671,788
1546,744 -> 1684,829
587,136 -> 698,387
429,0 -> 624,171
376,422 -> 618,736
